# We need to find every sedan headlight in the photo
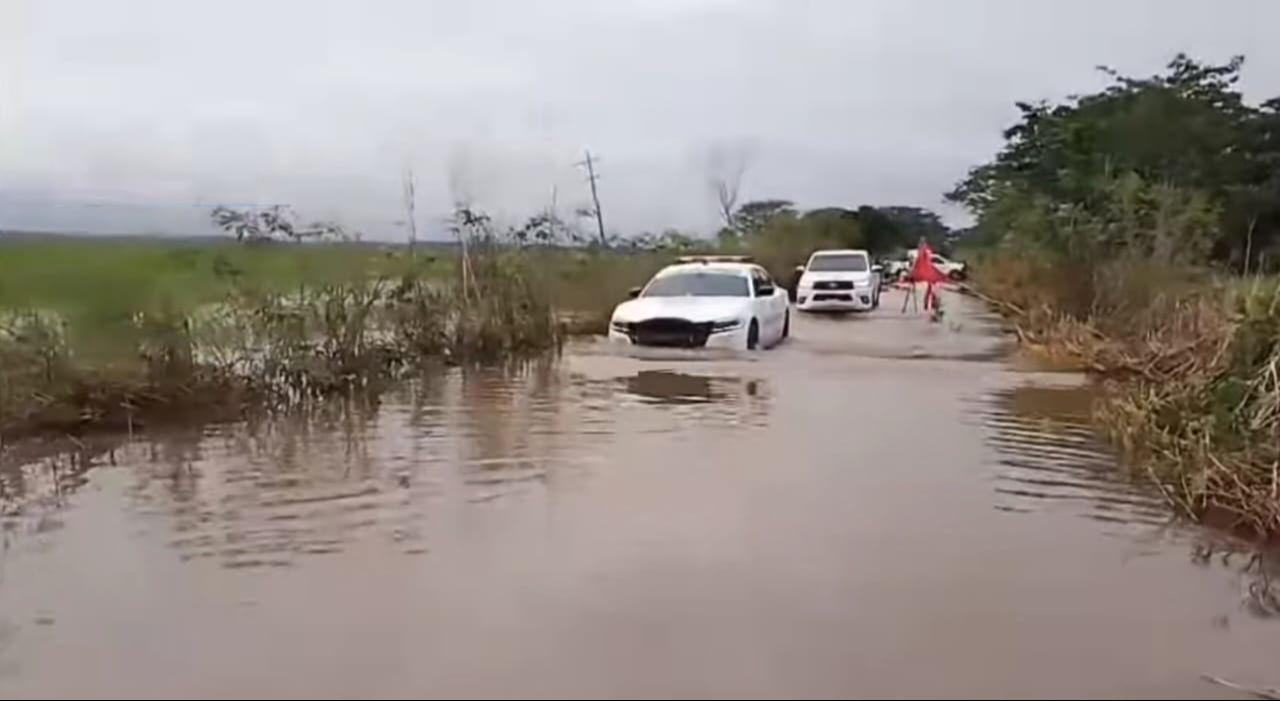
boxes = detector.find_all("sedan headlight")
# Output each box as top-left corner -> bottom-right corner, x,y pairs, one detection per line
610,320 -> 632,333
709,318 -> 744,333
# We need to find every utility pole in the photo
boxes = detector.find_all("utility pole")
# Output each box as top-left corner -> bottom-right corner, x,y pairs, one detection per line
576,150 -> 607,247
403,168 -> 418,253
548,184 -> 559,243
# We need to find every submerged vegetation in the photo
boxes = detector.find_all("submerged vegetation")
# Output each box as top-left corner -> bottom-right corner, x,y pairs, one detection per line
956,54 -> 1280,535
0,239 -> 559,438
0,205 -> 583,437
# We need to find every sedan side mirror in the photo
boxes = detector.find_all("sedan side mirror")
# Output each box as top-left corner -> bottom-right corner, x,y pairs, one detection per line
627,286 -> 642,299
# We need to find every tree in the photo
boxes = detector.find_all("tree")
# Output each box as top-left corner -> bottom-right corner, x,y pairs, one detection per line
948,54 -> 1280,268
874,206 -> 951,252
511,212 -> 570,247
706,140 -> 754,229
733,199 -> 796,235
803,208 -> 865,249
853,206 -> 902,254
211,205 -> 293,243
211,205 -> 350,243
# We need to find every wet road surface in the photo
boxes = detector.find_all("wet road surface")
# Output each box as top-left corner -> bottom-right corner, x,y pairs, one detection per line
1,288 -> 1277,698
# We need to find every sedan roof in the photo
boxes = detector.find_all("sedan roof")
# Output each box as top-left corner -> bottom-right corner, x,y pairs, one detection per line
655,261 -> 756,277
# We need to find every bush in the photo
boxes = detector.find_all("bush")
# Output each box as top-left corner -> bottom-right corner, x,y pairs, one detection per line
1096,279 -> 1280,533
974,245 -> 1280,533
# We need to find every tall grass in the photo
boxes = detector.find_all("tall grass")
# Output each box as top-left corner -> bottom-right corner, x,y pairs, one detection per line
971,251 -> 1280,534
534,249 -> 670,334
0,225 -> 844,437
0,239 -> 564,438
1097,279 -> 1280,535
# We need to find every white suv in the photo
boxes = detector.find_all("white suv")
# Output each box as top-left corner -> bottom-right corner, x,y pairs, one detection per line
794,249 -> 880,312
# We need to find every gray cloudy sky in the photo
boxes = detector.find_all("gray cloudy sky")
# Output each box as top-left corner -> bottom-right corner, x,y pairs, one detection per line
1,0 -> 1276,239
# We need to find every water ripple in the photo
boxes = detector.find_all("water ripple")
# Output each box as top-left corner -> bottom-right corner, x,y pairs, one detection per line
976,384 -> 1169,527
1,361 -> 771,570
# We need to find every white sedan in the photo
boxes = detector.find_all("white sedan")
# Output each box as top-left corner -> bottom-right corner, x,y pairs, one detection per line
608,257 -> 790,350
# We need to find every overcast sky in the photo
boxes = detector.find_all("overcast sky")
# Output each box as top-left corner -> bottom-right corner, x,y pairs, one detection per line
1,0 -> 1276,239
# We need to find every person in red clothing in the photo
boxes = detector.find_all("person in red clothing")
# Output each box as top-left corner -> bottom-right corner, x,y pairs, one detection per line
906,239 -> 946,311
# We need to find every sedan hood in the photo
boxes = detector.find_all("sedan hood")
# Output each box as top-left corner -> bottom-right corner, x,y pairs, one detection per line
612,296 -> 753,323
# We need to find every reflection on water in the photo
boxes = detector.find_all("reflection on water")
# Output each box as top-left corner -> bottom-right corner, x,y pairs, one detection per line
623,370 -> 764,408
980,380 -> 1279,617
626,370 -> 726,404
1190,539 -> 1280,618
573,366 -> 771,429
1,436 -> 124,556
979,383 -> 1170,527
1,361 -> 771,571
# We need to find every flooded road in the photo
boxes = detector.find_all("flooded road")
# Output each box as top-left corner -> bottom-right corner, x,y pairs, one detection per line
1,288 -> 1277,698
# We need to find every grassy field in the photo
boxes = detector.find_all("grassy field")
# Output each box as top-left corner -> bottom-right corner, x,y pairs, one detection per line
0,238 -> 441,321
0,239 -> 494,434
0,237 -> 676,437
0,238 -> 671,340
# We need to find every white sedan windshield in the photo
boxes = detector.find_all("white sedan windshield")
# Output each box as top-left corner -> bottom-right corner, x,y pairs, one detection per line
643,272 -> 750,297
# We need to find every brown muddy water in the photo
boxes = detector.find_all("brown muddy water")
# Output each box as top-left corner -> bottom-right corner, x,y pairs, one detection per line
1,288 -> 1277,699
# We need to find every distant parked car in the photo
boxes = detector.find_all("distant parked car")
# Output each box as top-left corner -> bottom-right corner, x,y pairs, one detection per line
608,256 -> 790,350
879,257 -> 910,282
906,250 -> 968,281
794,249 -> 881,312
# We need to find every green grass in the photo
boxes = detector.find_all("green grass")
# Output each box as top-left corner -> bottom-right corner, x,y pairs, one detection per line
0,232 -> 817,332
0,239 -> 431,320
529,248 -> 671,332
0,238 -> 565,436
0,234 -> 833,437
0,239 -> 458,356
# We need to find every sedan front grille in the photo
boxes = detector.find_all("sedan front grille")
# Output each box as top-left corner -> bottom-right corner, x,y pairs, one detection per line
630,318 -> 712,348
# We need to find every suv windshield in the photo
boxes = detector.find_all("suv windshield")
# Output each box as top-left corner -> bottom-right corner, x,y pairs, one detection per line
642,272 -> 750,297
807,254 -> 868,272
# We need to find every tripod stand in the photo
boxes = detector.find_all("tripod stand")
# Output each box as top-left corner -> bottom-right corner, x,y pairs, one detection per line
899,279 -> 939,314
900,279 -> 919,313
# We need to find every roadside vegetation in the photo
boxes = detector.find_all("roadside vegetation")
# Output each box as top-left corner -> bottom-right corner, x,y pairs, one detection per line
0,193 -> 942,439
0,209 -> 555,438
952,54 -> 1280,535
